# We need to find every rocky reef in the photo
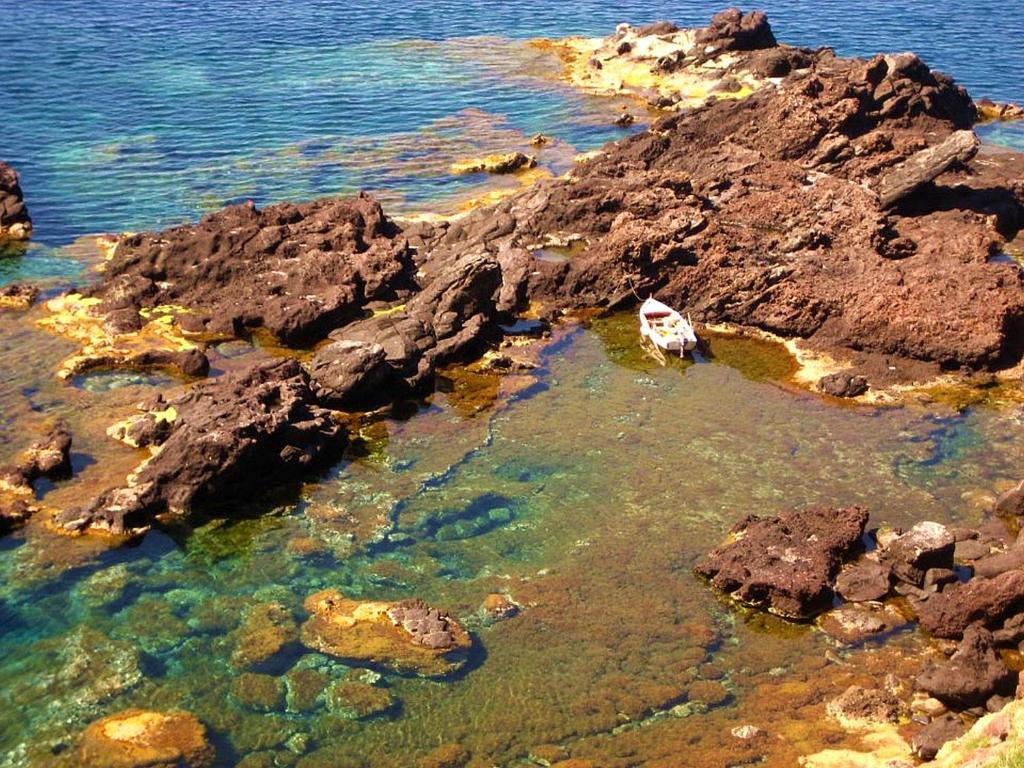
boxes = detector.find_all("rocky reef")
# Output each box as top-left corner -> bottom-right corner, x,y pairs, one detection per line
300,589 -> 472,677
76,709 -> 214,768
700,506 -> 1024,762
55,358 -> 345,535
12,7 -> 1022,540
0,160 -> 31,241
0,420 -> 72,533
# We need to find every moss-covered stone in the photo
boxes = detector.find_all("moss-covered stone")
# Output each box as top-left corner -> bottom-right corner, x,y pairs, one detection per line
324,681 -> 393,720
231,673 -> 286,712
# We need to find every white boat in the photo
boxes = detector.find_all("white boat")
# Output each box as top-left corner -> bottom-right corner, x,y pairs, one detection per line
639,297 -> 697,358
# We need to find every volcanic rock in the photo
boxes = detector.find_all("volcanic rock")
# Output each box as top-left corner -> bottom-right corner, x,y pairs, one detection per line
80,193 -> 411,346
310,251 -> 503,407
916,568 -> 1024,638
693,8 -> 777,57
694,506 -> 869,618
0,161 -> 31,240
77,709 -> 214,768
916,625 -> 1015,708
880,521 -> 955,587
835,558 -> 892,602
818,372 -> 869,398
876,130 -> 980,208
912,714 -> 966,760
300,589 -> 471,677
55,358 -> 345,535
817,603 -> 908,644
0,419 -> 73,489
996,480 -> 1024,517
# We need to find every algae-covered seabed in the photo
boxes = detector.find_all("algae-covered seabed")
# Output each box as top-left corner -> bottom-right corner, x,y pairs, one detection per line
2,308 -> 1024,767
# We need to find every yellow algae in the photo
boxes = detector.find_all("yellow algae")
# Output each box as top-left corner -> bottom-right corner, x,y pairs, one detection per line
38,293 -> 201,379
533,25 -> 772,111
371,303 -> 406,318
449,152 -> 536,175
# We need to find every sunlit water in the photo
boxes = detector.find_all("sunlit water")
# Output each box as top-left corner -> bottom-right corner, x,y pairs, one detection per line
2,314 -> 1024,766
2,2 -> 1024,766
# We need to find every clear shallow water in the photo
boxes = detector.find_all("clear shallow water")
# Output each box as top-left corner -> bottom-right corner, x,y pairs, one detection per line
3,0 -> 1023,254
3,3 -> 1024,766
2,315 -> 1024,766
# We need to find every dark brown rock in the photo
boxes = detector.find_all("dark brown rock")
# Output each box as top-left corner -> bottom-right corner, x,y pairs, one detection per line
876,130 -> 980,208
996,480 -> 1024,517
693,9 -> 777,57
695,506 -> 869,618
916,625 -> 1015,708
880,521 -> 955,587
818,372 -> 869,398
917,568 -> 1024,638
912,713 -> 966,760
0,161 -> 32,240
0,419 -> 73,489
55,358 -> 345,535
311,252 -> 502,408
835,558 -> 892,602
83,193 -> 412,346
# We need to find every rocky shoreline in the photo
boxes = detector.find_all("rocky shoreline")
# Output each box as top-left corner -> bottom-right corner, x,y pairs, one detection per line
2,8 -> 1024,766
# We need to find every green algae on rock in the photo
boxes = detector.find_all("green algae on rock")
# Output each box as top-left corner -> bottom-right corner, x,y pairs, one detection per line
300,590 -> 472,677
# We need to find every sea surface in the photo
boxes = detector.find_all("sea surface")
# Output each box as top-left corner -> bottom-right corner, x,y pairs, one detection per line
2,2 -> 1024,767
3,0 -> 1024,252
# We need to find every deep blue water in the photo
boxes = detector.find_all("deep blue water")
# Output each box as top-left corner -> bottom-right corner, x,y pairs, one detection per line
2,0 -> 1023,250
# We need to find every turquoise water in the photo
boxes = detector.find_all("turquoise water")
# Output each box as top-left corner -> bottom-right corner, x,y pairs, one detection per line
3,320 -> 1024,766
3,0 -> 1023,252
3,3 -> 1024,766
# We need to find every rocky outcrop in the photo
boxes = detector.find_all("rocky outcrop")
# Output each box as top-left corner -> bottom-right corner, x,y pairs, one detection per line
451,153 -> 536,175
309,251 -> 503,408
79,193 -> 412,347
77,709 -> 214,768
0,420 -> 72,533
0,161 -> 31,241
429,11 -> 1024,387
300,589 -> 472,677
55,358 -> 345,535
0,283 -> 39,309
694,506 -> 868,618
0,419 -> 72,489
917,567 -> 1024,639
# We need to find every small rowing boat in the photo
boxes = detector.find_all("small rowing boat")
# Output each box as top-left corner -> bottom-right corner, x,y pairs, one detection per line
639,297 -> 697,358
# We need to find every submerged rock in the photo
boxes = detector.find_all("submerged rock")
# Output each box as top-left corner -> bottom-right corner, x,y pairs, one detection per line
229,602 -> 300,671
56,358 -> 345,535
325,680 -> 393,719
0,161 -> 32,240
695,506 -> 869,618
300,589 -> 472,677
834,558 -> 892,602
826,685 -> 903,730
78,709 -> 214,768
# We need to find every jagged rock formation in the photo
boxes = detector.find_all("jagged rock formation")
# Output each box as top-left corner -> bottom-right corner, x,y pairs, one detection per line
56,359 -> 345,535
